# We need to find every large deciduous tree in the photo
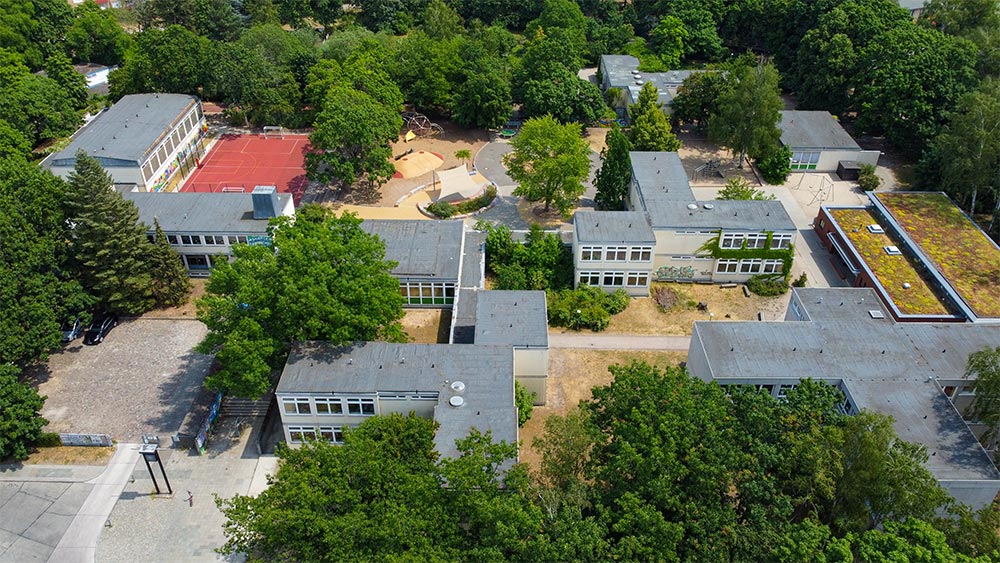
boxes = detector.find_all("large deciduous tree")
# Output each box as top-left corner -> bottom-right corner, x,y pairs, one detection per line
0,365 -> 48,461
504,115 -> 591,215
964,346 -> 1000,450
65,0 -> 133,65
109,25 -> 212,98
64,151 -> 158,315
854,25 -> 979,155
593,125 -> 631,210
197,207 -> 406,398
709,63 -> 783,168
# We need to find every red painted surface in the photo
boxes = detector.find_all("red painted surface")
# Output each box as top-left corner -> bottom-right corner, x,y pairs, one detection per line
181,134 -> 310,205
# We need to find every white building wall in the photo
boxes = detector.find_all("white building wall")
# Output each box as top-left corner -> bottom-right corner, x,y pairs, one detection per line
140,103 -> 206,191
514,348 -> 548,405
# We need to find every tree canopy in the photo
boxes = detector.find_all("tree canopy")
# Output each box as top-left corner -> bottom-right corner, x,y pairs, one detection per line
197,207 -> 406,398
504,115 -> 592,215
709,63 -> 784,167
0,365 -> 48,461
594,125 -> 632,210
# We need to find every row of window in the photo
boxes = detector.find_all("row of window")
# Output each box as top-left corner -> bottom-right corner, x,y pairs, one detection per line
288,425 -> 344,444
790,151 -> 821,171
140,109 -> 203,181
400,282 -> 456,306
580,246 -> 653,262
166,234 -> 253,246
715,258 -> 784,275
282,397 -> 378,417
675,230 -> 717,236
720,233 -> 792,250
578,271 -> 650,288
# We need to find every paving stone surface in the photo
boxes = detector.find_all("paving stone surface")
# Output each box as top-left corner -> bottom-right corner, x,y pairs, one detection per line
0,481 -> 93,563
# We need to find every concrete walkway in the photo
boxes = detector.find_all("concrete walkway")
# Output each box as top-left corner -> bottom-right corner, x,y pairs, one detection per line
47,443 -> 140,563
548,333 -> 692,351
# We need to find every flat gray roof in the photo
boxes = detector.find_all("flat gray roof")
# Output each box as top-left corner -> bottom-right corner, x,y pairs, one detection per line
600,55 -> 707,106
574,211 -> 656,243
277,341 -> 516,460
52,94 -> 198,166
361,220 -> 463,281
123,192 -> 289,233
475,291 -> 548,348
779,111 -> 861,151
691,309 -> 1000,481
790,287 -> 890,321
630,151 -> 695,203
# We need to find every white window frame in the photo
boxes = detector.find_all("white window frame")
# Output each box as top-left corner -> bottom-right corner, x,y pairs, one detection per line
167,234 -> 179,245
762,259 -> 784,274
282,397 -> 312,416
625,272 -> 649,287
580,246 -> 601,261
629,247 -> 652,261
604,246 -> 627,261
720,233 -> 745,249
602,271 -> 625,287
578,271 -> 601,286
739,259 -> 762,274
204,235 -> 226,245
777,384 -> 796,399
319,426 -> 344,443
288,425 -> 316,443
771,233 -> 793,250
744,233 -> 767,250
314,397 -> 343,415
346,397 -> 376,416
228,235 -> 249,245
716,259 -> 739,274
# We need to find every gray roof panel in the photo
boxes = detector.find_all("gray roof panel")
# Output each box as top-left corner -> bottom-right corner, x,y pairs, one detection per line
53,94 -> 198,165
574,211 -> 656,243
779,111 -> 861,151
123,192 -> 288,233
361,220 -> 463,281
474,291 -> 548,348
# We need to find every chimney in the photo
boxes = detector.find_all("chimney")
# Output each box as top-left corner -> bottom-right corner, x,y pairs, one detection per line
252,186 -> 281,219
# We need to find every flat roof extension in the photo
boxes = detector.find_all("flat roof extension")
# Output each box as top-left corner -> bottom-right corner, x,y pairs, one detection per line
123,191 -> 288,234
474,291 -> 548,348
779,111 -> 861,151
574,211 -> 656,243
361,219 -> 463,281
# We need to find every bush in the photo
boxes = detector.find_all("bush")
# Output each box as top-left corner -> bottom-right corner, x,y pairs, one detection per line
0,366 -> 48,461
858,163 -> 881,191
36,432 -> 62,448
478,223 -> 573,290
747,275 -> 789,296
792,272 -> 808,287
755,146 -> 792,185
427,187 -> 497,219
426,201 -> 456,218
515,382 -> 535,427
547,285 -> 631,331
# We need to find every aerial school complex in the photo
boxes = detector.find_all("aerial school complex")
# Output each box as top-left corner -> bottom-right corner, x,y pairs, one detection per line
57,92 -> 1000,509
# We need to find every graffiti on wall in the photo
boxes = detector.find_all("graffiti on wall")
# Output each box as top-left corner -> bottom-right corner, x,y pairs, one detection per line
656,265 -> 695,280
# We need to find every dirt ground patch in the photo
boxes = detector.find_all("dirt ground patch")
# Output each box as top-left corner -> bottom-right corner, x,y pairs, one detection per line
584,127 -> 611,154
143,278 -> 206,319
562,282 -> 791,336
518,349 -> 687,470
401,308 -> 451,343
23,446 -> 115,466
676,131 -> 759,187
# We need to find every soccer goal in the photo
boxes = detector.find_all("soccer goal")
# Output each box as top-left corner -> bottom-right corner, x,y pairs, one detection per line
262,126 -> 285,139
220,184 -> 246,193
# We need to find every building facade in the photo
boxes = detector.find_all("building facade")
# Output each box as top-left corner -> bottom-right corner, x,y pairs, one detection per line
125,186 -> 294,276
573,211 -> 655,296
48,94 -> 205,191
778,111 -> 880,173
361,220 -> 464,308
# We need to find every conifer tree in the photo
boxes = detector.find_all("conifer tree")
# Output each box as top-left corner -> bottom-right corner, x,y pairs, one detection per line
594,125 -> 632,210
65,150 -> 155,314
149,218 -> 190,308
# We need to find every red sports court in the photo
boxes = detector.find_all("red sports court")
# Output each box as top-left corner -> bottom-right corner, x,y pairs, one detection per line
182,133 -> 310,204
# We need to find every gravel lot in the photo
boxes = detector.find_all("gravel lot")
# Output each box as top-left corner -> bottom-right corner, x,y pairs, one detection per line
31,319 -> 213,443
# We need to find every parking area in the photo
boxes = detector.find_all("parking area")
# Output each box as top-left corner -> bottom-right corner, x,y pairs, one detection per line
30,319 -> 213,443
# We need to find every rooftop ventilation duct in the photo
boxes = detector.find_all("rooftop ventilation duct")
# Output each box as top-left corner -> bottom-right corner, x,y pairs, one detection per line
251,186 -> 281,219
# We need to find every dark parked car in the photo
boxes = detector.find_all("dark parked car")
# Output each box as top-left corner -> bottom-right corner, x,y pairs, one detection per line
83,312 -> 118,345
61,314 -> 85,343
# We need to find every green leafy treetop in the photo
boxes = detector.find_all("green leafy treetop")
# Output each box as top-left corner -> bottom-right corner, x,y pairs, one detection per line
628,82 -> 682,152
197,206 -> 406,398
504,115 -> 591,216
709,63 -> 784,168
64,151 -> 158,315
716,176 -> 776,201
965,346 -> 1000,450
0,364 -> 48,461
594,125 -> 632,210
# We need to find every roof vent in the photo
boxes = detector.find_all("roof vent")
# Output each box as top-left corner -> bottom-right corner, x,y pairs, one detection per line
902,282 -> 912,289
884,245 -> 901,256
449,396 -> 465,408
703,203 -> 714,210
451,381 -> 465,393
869,310 -> 886,319
631,69 -> 640,75
252,186 -> 282,219
867,224 -> 884,234
634,74 -> 642,79
687,203 -> 698,210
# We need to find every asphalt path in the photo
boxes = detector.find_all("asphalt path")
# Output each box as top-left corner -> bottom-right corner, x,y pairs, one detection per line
547,333 -> 692,351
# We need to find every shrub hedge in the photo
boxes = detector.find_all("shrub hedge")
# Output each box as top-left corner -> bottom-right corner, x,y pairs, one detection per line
427,186 -> 497,219
547,286 -> 631,331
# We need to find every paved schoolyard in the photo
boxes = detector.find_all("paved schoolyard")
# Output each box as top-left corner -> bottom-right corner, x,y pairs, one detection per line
33,319 -> 213,443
